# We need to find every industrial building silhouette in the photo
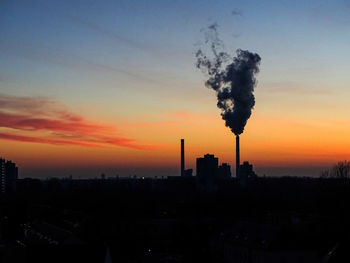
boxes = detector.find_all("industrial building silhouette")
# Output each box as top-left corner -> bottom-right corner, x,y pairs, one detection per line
179,138 -> 257,191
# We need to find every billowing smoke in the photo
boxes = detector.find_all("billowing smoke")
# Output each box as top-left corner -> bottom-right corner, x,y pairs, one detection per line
196,24 -> 261,135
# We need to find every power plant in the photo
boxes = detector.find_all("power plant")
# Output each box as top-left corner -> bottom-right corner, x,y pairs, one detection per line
180,139 -> 232,181
179,138 -> 256,188
196,24 -> 261,182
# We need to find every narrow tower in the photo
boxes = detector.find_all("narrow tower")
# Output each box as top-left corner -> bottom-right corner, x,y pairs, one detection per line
181,139 -> 185,176
236,135 -> 240,178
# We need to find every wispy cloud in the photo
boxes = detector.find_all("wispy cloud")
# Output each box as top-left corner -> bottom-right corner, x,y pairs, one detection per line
231,9 -> 242,16
0,40 -> 162,85
69,16 -> 156,53
0,94 -> 159,149
0,132 -> 101,148
15,1 -> 157,54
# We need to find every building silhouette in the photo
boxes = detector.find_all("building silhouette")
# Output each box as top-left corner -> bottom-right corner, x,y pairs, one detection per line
0,158 -> 18,194
0,158 -> 5,193
238,161 -> 257,188
196,154 -> 218,179
218,163 -> 231,179
239,161 -> 257,179
196,154 -> 233,191
101,173 -> 106,180
183,169 -> 193,177
196,154 -> 219,192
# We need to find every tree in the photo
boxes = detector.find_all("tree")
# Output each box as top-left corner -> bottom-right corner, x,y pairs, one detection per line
321,161 -> 350,179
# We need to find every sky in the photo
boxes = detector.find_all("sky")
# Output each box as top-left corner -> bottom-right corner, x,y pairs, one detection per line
1,0 -> 350,178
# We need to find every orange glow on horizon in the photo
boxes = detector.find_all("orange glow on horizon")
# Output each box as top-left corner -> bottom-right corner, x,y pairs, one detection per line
1,94 -> 350,177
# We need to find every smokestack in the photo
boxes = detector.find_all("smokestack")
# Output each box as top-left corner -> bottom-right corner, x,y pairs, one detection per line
181,139 -> 185,176
236,135 -> 240,178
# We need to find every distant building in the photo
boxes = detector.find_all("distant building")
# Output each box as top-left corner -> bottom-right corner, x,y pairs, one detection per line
218,163 -> 231,179
5,160 -> 18,192
196,154 -> 219,192
196,154 -> 218,180
184,169 -> 193,177
239,161 -> 257,179
238,161 -> 257,188
0,159 -> 5,194
0,158 -> 18,194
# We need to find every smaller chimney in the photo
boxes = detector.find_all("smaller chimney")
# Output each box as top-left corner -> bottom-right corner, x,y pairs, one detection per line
181,139 -> 185,176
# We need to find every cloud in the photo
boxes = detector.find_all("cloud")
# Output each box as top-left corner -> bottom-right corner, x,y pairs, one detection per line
0,94 -> 159,150
0,132 -> 101,147
231,9 -> 242,16
21,1 -> 158,53
69,16 -> 156,53
0,40 -> 162,85
0,111 -> 108,134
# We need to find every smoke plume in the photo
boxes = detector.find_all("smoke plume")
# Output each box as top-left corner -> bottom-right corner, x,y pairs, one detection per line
196,23 -> 261,135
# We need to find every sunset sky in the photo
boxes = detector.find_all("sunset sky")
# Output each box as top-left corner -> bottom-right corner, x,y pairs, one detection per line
1,0 -> 350,178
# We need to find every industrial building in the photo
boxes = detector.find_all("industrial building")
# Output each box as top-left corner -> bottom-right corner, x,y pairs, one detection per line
196,154 -> 232,192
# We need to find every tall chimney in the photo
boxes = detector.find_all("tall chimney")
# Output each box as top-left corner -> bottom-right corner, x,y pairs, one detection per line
236,135 -> 240,178
181,139 -> 185,176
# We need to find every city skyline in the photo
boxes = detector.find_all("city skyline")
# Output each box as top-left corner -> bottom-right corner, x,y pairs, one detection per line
1,0 -> 350,178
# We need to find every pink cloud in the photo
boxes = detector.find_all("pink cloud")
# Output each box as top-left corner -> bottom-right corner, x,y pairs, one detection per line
0,111 -> 111,134
0,94 -> 158,150
0,132 -> 101,147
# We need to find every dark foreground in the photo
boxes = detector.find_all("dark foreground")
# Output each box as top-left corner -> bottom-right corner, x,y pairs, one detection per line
1,176 -> 350,263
